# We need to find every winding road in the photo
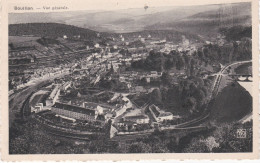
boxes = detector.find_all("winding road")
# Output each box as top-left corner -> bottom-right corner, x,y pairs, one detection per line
167,60 -> 252,129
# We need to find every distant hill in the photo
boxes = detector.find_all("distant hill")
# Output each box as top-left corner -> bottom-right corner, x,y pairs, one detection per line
9,2 -> 251,36
9,23 -> 202,44
9,23 -> 103,40
146,3 -> 251,39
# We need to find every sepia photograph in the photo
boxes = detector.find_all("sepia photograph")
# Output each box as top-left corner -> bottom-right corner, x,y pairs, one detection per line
1,0 -> 259,160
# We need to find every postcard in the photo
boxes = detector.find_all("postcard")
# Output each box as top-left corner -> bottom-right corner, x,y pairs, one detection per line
1,0 -> 259,160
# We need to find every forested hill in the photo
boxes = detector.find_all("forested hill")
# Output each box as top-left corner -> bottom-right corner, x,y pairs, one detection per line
9,23 -> 103,40
120,30 -> 203,44
9,23 -> 203,43
146,3 -> 251,39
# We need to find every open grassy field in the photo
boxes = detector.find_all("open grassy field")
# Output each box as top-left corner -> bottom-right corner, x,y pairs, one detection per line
9,36 -> 40,43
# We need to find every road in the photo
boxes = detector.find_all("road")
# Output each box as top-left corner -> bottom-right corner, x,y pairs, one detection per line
172,60 -> 252,128
211,60 -> 252,97
9,71 -> 70,126
9,53 -> 111,126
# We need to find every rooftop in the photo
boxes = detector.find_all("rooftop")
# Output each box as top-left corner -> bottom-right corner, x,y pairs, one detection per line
52,102 -> 95,116
31,94 -> 48,107
158,112 -> 173,117
124,114 -> 149,120
149,104 -> 160,117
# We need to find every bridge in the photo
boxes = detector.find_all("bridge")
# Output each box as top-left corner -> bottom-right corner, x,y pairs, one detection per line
210,60 -> 252,96
228,74 -> 252,81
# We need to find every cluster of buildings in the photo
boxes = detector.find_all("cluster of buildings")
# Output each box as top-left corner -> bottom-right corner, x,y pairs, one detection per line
149,104 -> 178,123
116,114 -> 150,131
19,32 -> 192,133
8,38 -> 80,91
31,82 -> 108,124
30,75 -> 180,132
114,103 -> 180,132
51,102 -> 105,125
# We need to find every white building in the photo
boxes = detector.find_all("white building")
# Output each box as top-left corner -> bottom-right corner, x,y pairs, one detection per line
31,103 -> 44,113
52,102 -> 98,122
94,43 -> 100,48
149,104 -> 175,123
157,112 -> 174,122
124,115 -> 150,124
46,84 -> 61,106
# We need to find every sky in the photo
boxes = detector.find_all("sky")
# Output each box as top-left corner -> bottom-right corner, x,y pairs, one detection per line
7,0 -> 251,13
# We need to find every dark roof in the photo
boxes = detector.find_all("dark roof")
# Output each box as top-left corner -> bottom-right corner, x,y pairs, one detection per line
158,112 -> 173,117
83,102 -> 98,110
149,105 -> 160,117
52,102 -> 95,116
118,120 -> 135,125
31,94 -> 48,107
124,115 -> 149,120
96,114 -> 105,121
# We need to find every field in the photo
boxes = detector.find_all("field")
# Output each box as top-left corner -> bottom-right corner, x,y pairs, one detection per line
9,36 -> 40,43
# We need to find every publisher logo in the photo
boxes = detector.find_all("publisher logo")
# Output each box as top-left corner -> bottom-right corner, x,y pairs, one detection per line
236,129 -> 247,138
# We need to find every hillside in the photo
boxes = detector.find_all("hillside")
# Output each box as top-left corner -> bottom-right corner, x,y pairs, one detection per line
146,2 -> 251,39
209,82 -> 252,123
9,23 -> 202,44
121,30 -> 202,43
9,23 -> 103,40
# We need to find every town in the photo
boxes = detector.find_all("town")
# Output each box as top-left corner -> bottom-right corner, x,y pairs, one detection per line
10,31 -> 204,137
8,2 -> 253,154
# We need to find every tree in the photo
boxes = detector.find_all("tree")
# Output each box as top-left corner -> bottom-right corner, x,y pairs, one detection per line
149,88 -> 162,105
128,142 -> 152,153
161,72 -> 171,85
164,59 -> 174,70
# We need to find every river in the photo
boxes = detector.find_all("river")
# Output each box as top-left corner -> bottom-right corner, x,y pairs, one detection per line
237,81 -> 252,123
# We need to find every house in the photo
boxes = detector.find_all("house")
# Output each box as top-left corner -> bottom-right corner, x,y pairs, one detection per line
105,112 -> 114,121
51,102 -> 97,121
94,43 -> 100,48
133,86 -> 146,93
30,92 -> 50,113
123,115 -> 150,124
113,96 -> 132,117
117,120 -> 136,131
116,115 -> 150,131
31,103 -> 43,113
150,71 -> 158,77
157,112 -> 174,122
62,81 -> 71,91
119,76 -> 126,82
46,84 -> 61,106
114,104 -> 127,117
149,104 -> 175,123
146,77 -> 150,83
113,45 -> 118,49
